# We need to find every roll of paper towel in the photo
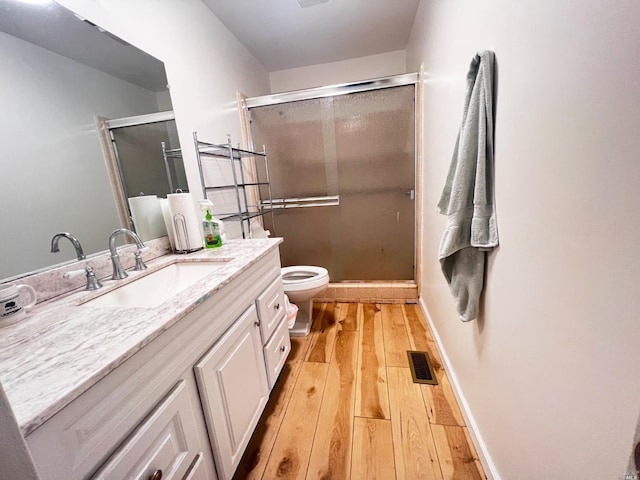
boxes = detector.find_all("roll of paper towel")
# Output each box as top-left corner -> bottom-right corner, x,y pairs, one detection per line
128,195 -> 167,242
167,192 -> 203,252
159,198 -> 176,250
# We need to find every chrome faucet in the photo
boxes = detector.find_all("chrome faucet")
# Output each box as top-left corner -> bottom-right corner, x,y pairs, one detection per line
50,232 -> 85,260
108,228 -> 148,280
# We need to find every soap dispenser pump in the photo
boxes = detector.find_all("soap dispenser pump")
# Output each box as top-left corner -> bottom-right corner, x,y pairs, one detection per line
203,208 -> 222,248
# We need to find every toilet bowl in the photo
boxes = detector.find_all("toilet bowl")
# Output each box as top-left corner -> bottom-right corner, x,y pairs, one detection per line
281,266 -> 329,337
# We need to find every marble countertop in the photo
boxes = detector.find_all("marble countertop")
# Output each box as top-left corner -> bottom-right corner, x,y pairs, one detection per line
0,239 -> 282,436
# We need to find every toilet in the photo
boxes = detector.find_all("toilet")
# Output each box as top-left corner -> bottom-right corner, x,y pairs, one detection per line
281,266 -> 329,336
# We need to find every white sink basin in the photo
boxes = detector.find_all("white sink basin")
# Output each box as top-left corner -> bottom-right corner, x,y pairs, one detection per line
82,260 -> 230,308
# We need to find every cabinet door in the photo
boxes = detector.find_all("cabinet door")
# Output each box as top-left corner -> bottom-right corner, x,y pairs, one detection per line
92,380 -> 214,480
194,306 -> 269,480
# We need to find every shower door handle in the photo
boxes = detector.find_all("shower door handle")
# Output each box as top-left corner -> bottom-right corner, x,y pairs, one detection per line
406,189 -> 415,200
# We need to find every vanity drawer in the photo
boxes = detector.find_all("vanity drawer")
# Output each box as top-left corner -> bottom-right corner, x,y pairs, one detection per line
263,317 -> 291,389
255,276 -> 286,343
92,380 -> 209,480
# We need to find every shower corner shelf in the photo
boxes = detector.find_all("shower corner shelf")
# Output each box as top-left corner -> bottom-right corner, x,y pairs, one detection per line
193,131 -> 275,239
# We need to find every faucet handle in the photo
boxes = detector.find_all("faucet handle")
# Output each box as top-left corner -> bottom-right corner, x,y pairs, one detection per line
133,250 -> 148,271
63,266 -> 103,291
63,268 -> 86,280
84,266 -> 103,291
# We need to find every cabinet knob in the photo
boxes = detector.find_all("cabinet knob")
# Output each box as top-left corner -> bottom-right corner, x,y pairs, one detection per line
274,303 -> 280,311
254,320 -> 261,327
280,345 -> 286,353
149,470 -> 163,480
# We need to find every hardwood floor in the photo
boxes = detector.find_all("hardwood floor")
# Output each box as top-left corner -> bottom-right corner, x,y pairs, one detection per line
234,303 -> 486,480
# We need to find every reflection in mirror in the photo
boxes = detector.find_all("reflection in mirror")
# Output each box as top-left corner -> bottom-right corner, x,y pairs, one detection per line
0,0 -> 181,281
98,113 -> 187,233
108,117 -> 187,200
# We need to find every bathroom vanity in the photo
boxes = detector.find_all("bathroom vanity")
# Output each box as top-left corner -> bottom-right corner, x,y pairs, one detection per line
0,239 -> 288,480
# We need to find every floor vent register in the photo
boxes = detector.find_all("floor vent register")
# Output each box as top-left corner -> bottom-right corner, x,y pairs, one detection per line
407,351 -> 438,385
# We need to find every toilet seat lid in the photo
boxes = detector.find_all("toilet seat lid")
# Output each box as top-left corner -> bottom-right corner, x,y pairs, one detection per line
281,266 -> 329,285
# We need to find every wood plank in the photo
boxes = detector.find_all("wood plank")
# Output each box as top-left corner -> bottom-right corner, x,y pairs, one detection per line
403,304 -> 443,373
431,425 -> 485,480
402,304 -> 432,350
306,330 -> 358,479
462,427 -> 486,479
233,337 -> 310,480
338,302 -> 359,331
351,418 -> 396,480
381,304 -> 412,368
421,371 -> 465,427
235,303 -> 479,480
387,366 -> 443,480
311,302 -> 326,329
299,303 -> 325,363
288,335 -> 313,366
263,362 -> 329,480
355,303 -> 390,419
306,303 -> 339,363
401,305 -> 464,427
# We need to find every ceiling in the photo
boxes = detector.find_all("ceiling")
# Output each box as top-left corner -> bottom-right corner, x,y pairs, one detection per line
201,0 -> 421,72
0,0 -> 168,92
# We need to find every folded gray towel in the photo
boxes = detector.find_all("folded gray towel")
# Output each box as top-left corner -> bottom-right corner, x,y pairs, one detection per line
437,50 -> 498,322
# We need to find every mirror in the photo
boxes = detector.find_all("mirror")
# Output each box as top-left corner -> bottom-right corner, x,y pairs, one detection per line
0,0 -> 177,280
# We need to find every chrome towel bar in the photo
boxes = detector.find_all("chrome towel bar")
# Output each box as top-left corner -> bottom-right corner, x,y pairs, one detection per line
260,195 -> 340,209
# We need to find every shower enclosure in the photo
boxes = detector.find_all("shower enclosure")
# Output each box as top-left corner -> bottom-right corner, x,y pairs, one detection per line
96,111 -> 186,234
247,75 -> 416,281
107,114 -> 186,199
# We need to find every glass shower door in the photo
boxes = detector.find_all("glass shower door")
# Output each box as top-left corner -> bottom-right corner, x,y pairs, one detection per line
250,85 -> 415,281
110,119 -> 186,198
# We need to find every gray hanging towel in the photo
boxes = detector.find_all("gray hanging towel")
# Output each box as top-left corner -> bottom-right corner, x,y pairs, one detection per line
437,50 -> 498,322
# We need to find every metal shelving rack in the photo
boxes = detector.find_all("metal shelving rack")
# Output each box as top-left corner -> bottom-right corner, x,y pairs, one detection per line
193,132 -> 275,239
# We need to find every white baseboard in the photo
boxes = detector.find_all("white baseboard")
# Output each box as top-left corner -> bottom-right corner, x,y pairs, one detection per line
419,297 -> 501,480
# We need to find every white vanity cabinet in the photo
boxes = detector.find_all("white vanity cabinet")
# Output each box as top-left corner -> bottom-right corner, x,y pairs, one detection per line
92,379 -> 213,480
193,272 -> 292,479
24,247 -> 287,480
194,306 -> 268,480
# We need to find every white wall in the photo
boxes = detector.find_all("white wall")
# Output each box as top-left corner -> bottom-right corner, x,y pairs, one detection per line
56,0 -> 271,208
407,1 -> 640,478
269,50 -> 406,93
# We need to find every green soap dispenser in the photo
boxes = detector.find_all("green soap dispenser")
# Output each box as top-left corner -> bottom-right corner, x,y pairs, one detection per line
203,208 -> 222,248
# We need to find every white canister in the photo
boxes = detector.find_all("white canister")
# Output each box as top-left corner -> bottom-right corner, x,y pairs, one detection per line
0,283 -> 37,327
128,195 -> 168,242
